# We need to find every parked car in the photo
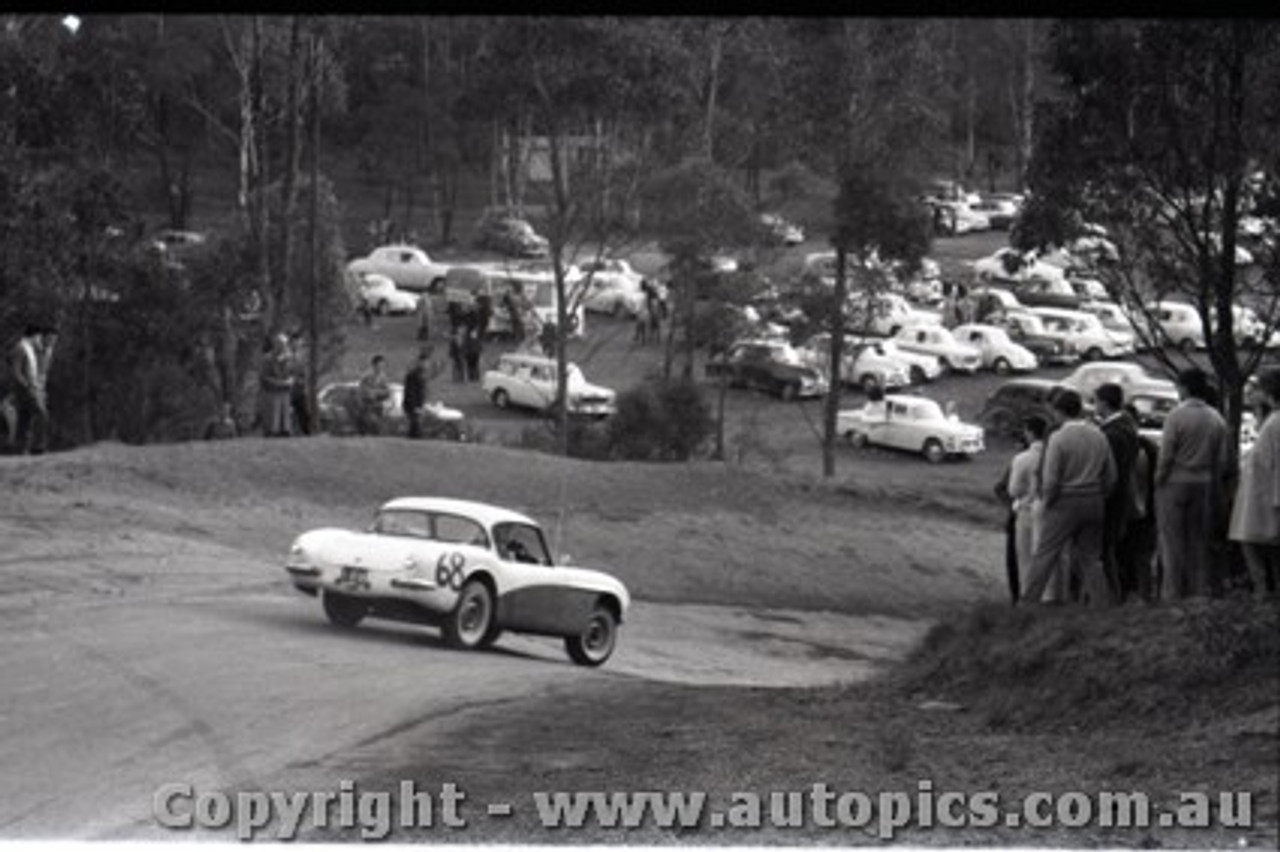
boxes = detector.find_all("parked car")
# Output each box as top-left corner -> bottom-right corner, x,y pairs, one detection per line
979,378 -> 1070,438
971,248 -> 1067,288
1078,300 -> 1140,340
356,273 -> 420,315
348,245 -> 452,294
860,336 -> 947,384
573,258 -> 646,317
969,286 -> 1026,321
837,394 -> 985,463
798,333 -> 910,394
995,311 -> 1078,364
705,339 -> 829,401
482,352 -> 616,418
951,323 -> 1039,374
284,496 -> 629,666
759,212 -> 805,246
1126,386 -> 1180,429
1058,361 -> 1177,409
1027,306 -> 1135,360
151,228 -> 208,254
1067,276 -> 1109,302
316,381 -> 467,441
1210,303 -> 1280,349
970,194 -> 1022,230
474,213 -> 550,258
847,292 -> 942,337
1010,275 -> 1084,310
890,324 -> 983,373
1146,300 -> 1205,352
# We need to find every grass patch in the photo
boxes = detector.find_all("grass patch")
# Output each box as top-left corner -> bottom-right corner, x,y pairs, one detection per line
894,597 -> 1280,732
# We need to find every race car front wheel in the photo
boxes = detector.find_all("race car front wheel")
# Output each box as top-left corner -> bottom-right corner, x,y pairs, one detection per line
565,604 -> 618,667
444,580 -> 494,650
322,590 -> 368,628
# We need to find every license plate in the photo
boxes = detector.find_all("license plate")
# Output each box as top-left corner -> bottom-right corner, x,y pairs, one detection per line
337,566 -> 370,591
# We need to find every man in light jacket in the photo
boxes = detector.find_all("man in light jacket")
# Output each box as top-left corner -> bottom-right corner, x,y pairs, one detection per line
1022,389 -> 1117,607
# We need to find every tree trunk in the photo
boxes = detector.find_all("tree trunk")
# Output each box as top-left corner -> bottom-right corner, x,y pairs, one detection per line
822,246 -> 848,479
1019,19 -> 1035,189
703,27 -> 723,161
279,16 -> 303,321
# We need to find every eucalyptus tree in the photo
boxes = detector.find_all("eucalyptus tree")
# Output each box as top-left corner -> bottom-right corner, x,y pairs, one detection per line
1015,19 -> 1280,446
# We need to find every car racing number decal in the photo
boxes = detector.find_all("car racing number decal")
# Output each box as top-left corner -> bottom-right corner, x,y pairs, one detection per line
435,552 -> 466,590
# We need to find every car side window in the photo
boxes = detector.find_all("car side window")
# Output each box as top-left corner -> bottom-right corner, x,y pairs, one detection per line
493,522 -> 552,566
434,514 -> 490,549
372,509 -> 431,539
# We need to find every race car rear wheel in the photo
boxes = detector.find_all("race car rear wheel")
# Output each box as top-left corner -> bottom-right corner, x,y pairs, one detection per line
443,579 -> 494,650
322,590 -> 368,628
565,604 -> 618,667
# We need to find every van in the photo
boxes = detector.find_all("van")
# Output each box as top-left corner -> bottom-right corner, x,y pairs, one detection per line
443,265 -> 585,338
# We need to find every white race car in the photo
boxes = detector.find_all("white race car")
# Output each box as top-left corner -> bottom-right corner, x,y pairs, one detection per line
837,394 -> 985,463
285,497 -> 630,666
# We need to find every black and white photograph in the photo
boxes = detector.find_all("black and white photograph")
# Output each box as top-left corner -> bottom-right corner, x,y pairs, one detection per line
0,15 -> 1277,847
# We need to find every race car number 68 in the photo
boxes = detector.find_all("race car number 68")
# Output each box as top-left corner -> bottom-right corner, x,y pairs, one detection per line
435,552 -> 466,590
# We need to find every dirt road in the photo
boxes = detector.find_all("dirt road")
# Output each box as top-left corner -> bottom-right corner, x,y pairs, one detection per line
0,448 -> 944,840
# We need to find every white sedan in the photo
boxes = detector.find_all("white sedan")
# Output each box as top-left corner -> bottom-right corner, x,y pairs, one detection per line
482,352 -> 617,417
285,497 -> 629,666
1028,306 -> 1135,360
356,274 -> 420,315
573,258 -> 647,316
891,325 -> 983,373
952,323 -> 1039,374
837,394 -> 985,463
348,245 -> 452,294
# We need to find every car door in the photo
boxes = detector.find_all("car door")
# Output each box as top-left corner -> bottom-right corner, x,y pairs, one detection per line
490,523 -> 596,634
877,400 -> 911,450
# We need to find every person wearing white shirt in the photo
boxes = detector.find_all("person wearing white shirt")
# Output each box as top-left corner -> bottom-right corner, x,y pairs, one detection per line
1008,415 -> 1050,602
7,323 -> 49,455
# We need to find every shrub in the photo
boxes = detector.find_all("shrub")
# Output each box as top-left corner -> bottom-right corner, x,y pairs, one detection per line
607,377 -> 713,461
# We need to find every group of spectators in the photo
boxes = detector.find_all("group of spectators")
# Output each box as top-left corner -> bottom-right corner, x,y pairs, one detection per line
998,366 -> 1280,606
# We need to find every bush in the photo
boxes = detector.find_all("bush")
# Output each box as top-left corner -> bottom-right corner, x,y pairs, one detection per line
607,378 -> 713,461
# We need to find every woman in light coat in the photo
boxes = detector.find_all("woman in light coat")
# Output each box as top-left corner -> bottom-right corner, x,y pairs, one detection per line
1229,368 -> 1280,599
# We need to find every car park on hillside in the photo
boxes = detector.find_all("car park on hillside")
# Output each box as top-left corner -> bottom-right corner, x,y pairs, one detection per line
284,496 -> 629,666
838,394 -> 985,463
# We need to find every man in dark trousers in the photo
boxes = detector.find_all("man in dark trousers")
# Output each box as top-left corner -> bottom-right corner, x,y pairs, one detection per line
402,347 -> 442,439
1095,382 -> 1140,602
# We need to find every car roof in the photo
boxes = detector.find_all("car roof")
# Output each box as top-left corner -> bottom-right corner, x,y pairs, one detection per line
381,497 -> 539,529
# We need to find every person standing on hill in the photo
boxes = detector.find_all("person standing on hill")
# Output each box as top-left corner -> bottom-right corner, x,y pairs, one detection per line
259,333 -> 294,438
462,318 -> 484,383
287,332 -> 311,436
1229,368 -> 1280,599
1095,383 -> 1141,602
1007,415 -> 1050,603
1021,389 -> 1117,608
1156,367 -> 1229,599
356,354 -> 391,436
7,324 -> 48,455
402,347 -> 443,439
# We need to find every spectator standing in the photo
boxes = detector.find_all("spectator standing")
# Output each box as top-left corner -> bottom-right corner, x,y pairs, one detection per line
448,324 -> 466,383
1156,367 -> 1229,599
1095,383 -> 1141,602
356,354 -> 391,436
462,319 -> 484,383
259,333 -> 294,437
1008,415 -> 1050,603
633,297 -> 650,345
287,332 -> 311,436
416,293 -> 432,342
1229,368 -> 1280,599
1021,389 -> 1117,608
1122,403 -> 1161,601
993,454 -> 1020,604
402,347 -> 443,439
7,324 -> 48,455
503,283 -> 527,348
